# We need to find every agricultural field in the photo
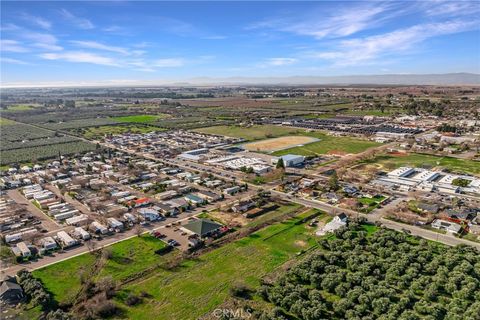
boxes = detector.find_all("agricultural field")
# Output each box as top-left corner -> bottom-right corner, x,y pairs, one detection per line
41,118 -> 121,130
116,208 -> 322,320
32,235 -> 169,305
243,135 -> 319,153
356,152 -> 480,176
111,114 -> 169,123
1,141 -> 96,165
0,117 -> 97,165
261,224 -> 480,320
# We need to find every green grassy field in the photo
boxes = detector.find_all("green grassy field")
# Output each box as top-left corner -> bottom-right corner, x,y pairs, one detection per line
360,153 -> 480,176
194,125 -> 380,156
116,208 -> 322,320
5,104 -> 38,111
194,125 -> 301,141
33,235 -> 168,305
272,131 -> 381,156
81,124 -> 166,139
111,114 -> 168,123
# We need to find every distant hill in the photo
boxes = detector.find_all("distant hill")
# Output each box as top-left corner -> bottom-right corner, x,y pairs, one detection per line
187,73 -> 480,86
2,73 -> 479,88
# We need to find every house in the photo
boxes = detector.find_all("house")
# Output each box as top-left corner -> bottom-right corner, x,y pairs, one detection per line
131,197 -> 151,208
323,192 -> 343,204
138,208 -> 160,221
57,231 -> 78,248
73,227 -> 91,240
90,221 -> 109,235
232,200 -> 256,213
417,203 -> 440,214
316,213 -> 348,236
343,185 -> 359,196
184,194 -> 206,206
444,209 -> 475,220
223,186 -> 241,196
0,278 -> 24,305
431,219 -> 462,234
181,219 -> 223,238
40,237 -> 58,250
196,190 -> 222,202
107,218 -> 124,231
154,203 -> 178,217
167,198 -> 190,211
15,242 -> 31,258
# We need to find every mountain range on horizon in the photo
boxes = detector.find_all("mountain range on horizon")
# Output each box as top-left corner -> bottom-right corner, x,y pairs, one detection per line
2,73 -> 479,88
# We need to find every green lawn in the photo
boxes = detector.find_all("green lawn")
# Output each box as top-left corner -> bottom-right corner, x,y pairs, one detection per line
361,153 -> 480,176
272,131 -> 381,156
81,124 -> 166,139
111,114 -> 168,123
116,209 -> 322,320
32,253 -> 96,304
194,125 -> 302,141
33,235 -> 168,305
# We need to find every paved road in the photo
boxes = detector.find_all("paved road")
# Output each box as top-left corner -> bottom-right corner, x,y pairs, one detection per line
273,191 -> 480,250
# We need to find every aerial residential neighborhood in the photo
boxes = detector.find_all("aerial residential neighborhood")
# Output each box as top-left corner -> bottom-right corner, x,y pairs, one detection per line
1,1 -> 480,320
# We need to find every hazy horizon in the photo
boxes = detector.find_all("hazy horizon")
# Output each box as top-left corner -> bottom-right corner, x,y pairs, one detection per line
1,1 -> 480,87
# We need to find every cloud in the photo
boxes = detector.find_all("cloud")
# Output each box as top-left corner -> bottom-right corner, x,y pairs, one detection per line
311,20 -> 479,66
59,9 -> 94,29
39,51 -> 119,66
70,40 -> 129,55
0,40 -> 29,52
0,57 -> 30,65
249,3 -> 398,39
153,58 -> 185,67
201,35 -> 227,40
262,58 -> 298,67
21,13 -> 52,30
22,31 -> 63,51
423,0 -> 480,17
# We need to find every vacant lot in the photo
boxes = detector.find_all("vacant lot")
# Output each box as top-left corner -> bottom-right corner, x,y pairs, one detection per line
116,209 -> 321,320
33,235 -> 168,305
194,125 -> 302,141
357,152 -> 480,176
243,135 -> 319,152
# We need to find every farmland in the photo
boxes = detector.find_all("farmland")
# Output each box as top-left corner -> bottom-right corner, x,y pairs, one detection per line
1,141 -> 97,165
0,117 -> 97,165
111,114 -> 169,123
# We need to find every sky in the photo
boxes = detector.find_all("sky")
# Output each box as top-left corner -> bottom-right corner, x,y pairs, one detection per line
1,0 -> 479,86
